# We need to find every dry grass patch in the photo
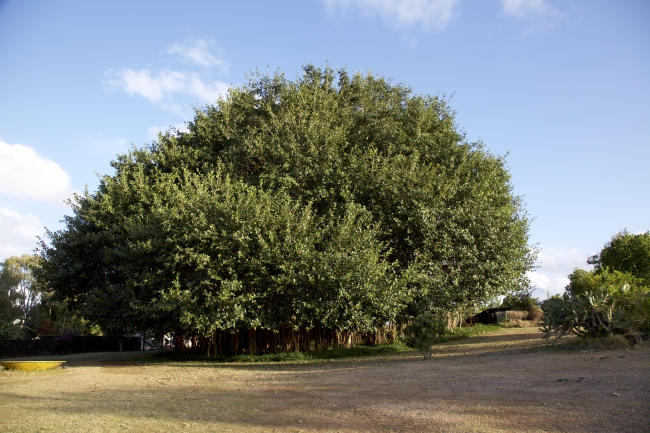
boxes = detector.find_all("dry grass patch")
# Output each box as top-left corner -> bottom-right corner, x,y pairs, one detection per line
567,334 -> 631,352
1,327 -> 649,433
501,319 -> 539,328
503,310 -> 529,321
499,309 -> 543,328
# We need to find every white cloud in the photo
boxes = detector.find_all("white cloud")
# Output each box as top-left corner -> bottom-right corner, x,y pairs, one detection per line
111,69 -> 228,110
528,248 -> 595,299
108,39 -> 230,115
147,123 -> 189,140
501,0 -> 558,18
113,69 -> 186,103
167,39 -> 227,70
0,140 -> 75,205
0,208 -> 43,259
323,0 -> 460,30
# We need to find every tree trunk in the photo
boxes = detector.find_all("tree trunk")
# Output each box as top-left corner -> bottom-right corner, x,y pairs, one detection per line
316,325 -> 322,350
292,328 -> 299,353
249,328 -> 257,355
591,308 -> 596,337
210,331 -> 217,357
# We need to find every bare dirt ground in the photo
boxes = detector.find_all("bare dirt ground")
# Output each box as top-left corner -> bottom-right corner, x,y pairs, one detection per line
1,327 -> 648,433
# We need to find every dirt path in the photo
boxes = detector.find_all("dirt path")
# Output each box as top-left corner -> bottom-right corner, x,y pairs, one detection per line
1,328 -> 648,432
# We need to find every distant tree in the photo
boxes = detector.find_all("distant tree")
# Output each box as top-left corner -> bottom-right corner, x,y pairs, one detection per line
565,268 -> 643,301
0,255 -> 41,338
588,230 -> 650,285
543,231 -> 650,342
0,264 -> 22,338
501,288 -> 539,311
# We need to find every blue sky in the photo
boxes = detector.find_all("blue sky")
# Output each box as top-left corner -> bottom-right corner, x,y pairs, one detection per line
0,0 -> 648,297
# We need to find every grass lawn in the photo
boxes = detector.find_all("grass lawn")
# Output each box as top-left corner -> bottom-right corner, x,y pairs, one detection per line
150,324 -> 502,365
1,326 -> 649,432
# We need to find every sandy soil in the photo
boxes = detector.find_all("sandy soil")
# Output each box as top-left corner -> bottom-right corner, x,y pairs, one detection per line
1,327 -> 648,433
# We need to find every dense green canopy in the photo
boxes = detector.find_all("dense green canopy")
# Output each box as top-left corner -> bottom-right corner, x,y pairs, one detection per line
36,65 -> 535,349
588,230 -> 650,285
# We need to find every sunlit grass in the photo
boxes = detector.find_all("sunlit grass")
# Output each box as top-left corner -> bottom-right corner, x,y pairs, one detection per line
432,323 -> 501,343
150,324 -> 503,364
150,341 -> 410,364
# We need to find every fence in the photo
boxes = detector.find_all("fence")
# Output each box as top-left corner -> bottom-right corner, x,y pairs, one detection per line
0,336 -> 141,358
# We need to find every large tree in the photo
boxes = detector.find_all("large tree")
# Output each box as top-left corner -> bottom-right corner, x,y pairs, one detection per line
36,65 -> 535,352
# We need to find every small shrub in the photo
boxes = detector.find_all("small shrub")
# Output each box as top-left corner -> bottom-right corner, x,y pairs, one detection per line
0,320 -> 22,339
36,320 -> 56,337
403,313 -> 446,360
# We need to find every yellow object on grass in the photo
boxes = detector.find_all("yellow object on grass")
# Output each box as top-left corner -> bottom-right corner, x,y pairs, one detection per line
1,361 -> 66,371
